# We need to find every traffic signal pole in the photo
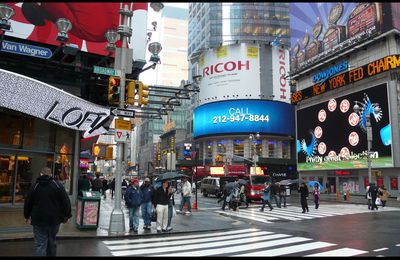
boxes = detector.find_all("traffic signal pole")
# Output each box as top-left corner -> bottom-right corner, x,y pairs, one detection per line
109,4 -> 132,233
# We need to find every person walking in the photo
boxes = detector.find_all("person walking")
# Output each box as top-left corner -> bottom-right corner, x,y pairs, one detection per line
121,178 -> 128,198
77,173 -> 91,196
110,178 -> 115,199
153,180 -> 170,232
278,183 -> 287,208
313,183 -> 321,209
217,181 -> 228,210
260,182 -> 273,211
166,181 -> 176,231
179,177 -> 192,215
298,182 -> 309,213
269,181 -> 280,208
378,185 -> 390,207
124,179 -> 142,232
368,183 -> 379,210
140,178 -> 154,230
91,174 -> 103,193
102,178 -> 108,199
23,167 -> 72,257
366,183 -> 372,209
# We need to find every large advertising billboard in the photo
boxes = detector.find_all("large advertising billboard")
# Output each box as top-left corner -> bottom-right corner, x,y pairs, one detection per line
296,83 -> 392,171
3,2 -> 148,58
193,100 -> 295,139
290,3 -> 384,72
198,43 -> 261,105
271,46 -> 291,104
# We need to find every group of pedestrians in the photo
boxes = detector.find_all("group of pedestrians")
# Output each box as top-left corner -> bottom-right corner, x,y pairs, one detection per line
365,182 -> 391,210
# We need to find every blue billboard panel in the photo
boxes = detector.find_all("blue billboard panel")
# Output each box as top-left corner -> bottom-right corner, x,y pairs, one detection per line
193,100 -> 295,138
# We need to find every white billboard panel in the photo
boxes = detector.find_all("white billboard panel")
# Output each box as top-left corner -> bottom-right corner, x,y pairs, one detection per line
272,46 -> 291,103
198,43 -> 261,104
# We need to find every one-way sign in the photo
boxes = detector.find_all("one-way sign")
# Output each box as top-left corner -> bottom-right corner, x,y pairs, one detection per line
111,108 -> 135,118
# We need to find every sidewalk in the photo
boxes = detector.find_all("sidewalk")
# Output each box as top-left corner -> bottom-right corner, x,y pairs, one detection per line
0,191 -> 237,241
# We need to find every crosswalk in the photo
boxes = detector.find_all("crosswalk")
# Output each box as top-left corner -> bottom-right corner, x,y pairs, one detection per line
215,204 -> 400,224
102,228 -> 368,256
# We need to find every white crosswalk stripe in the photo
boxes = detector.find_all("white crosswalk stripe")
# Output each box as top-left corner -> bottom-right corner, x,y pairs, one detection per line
215,204 -> 400,224
103,228 -> 368,257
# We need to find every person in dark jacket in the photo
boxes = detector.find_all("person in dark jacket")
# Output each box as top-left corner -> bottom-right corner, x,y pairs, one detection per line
278,183 -> 287,208
368,183 -> 379,210
140,178 -> 154,230
110,178 -> 115,199
92,174 -> 103,192
152,180 -> 172,232
124,178 -> 142,232
77,174 -> 91,196
102,178 -> 108,199
167,181 -> 176,231
270,181 -> 280,208
298,182 -> 309,213
23,167 -> 72,256
260,182 -> 273,211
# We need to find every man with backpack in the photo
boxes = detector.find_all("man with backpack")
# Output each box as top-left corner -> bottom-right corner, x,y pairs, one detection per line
124,178 -> 142,232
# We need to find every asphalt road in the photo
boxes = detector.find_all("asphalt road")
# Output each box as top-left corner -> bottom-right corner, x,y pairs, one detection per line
1,195 -> 399,256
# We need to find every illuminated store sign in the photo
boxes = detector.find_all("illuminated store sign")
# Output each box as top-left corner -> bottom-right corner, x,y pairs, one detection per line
312,60 -> 348,85
193,100 -> 295,138
292,55 -> 400,104
0,69 -> 110,137
297,83 -> 392,171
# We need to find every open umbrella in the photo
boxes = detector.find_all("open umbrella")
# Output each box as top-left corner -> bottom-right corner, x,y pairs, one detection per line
238,179 -> 248,186
157,171 -> 189,181
278,179 -> 307,185
309,181 -> 323,191
224,181 -> 240,192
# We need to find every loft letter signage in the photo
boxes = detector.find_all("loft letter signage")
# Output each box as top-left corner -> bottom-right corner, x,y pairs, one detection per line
0,69 -> 110,137
0,40 -> 52,59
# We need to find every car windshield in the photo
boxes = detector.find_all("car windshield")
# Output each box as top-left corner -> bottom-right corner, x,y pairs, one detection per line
251,176 -> 268,185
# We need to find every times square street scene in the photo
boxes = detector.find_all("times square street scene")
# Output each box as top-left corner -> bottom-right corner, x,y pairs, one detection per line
1,2 -> 400,257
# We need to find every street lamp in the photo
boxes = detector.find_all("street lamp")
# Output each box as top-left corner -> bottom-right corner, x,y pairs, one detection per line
55,18 -> 72,43
353,103 -> 380,185
148,42 -> 162,63
0,3 -> 15,31
249,132 -> 260,175
104,29 -> 119,52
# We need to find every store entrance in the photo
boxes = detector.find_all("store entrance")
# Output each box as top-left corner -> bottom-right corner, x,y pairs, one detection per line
327,177 -> 336,194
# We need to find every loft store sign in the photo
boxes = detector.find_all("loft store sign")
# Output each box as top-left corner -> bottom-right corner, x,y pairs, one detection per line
0,69 -> 110,137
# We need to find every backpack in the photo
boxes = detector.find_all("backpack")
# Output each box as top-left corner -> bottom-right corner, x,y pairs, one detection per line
124,188 -> 132,207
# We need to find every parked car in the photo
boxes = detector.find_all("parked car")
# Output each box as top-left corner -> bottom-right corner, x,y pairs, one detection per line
200,177 -> 221,197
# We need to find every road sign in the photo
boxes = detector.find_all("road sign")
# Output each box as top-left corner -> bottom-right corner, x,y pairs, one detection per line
115,119 -> 132,131
93,66 -> 122,77
111,108 -> 135,118
1,40 -> 52,59
115,129 -> 131,143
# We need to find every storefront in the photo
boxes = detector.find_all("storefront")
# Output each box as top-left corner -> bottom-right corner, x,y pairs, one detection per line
0,108 -> 77,205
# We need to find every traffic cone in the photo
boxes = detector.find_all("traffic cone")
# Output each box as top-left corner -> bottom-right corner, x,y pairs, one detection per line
193,200 -> 198,210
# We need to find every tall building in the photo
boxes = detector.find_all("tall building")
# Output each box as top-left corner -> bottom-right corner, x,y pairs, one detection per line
185,3 -> 296,181
136,5 -> 189,176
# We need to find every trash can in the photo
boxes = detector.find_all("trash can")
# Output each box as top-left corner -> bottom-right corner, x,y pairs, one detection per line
285,186 -> 291,196
76,191 -> 101,229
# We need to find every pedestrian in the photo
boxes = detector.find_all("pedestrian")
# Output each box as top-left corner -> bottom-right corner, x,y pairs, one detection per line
92,174 -> 103,193
278,183 -> 287,208
102,177 -> 108,199
239,183 -> 249,207
121,178 -> 128,197
313,183 -> 320,209
167,181 -> 176,231
260,182 -> 273,211
23,166 -> 72,257
140,178 -> 154,230
124,179 -> 142,232
153,180 -> 170,232
179,177 -> 192,215
378,185 -> 390,207
110,178 -> 115,199
365,183 -> 372,209
270,181 -> 280,207
298,182 -> 309,213
217,181 -> 228,210
77,173 -> 91,196
368,183 -> 379,210
326,182 -> 330,194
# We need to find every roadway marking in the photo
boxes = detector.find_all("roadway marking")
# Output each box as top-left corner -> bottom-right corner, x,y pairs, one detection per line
305,248 -> 368,256
396,244 -> 400,247
373,248 -> 389,252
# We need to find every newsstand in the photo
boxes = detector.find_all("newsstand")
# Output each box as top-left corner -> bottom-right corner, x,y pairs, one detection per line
76,191 -> 101,229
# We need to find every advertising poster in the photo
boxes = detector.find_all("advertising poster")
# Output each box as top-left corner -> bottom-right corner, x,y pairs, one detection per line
82,201 -> 99,226
290,3 -> 383,72
193,100 -> 295,138
198,44 -> 261,105
76,200 -> 82,225
297,83 -> 392,171
271,46 -> 291,104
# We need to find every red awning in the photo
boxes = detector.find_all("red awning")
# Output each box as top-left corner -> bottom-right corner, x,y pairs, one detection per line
195,167 -> 209,177
227,165 -> 246,175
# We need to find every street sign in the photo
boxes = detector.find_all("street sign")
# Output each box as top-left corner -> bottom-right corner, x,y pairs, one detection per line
115,129 -> 131,143
111,108 -> 135,118
1,40 -> 52,59
115,119 -> 132,131
93,66 -> 122,77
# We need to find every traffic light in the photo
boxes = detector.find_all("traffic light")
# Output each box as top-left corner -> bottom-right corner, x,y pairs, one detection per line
125,79 -> 136,105
138,81 -> 149,106
108,76 -> 120,105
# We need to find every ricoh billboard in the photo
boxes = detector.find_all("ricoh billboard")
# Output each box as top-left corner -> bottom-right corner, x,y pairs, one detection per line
3,2 -> 148,58
296,83 -> 392,171
290,3 -> 388,72
271,46 -> 291,103
198,43 -> 261,104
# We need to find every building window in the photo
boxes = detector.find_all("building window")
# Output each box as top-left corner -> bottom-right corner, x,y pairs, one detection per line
282,141 -> 290,159
216,140 -> 227,163
206,141 -> 213,158
233,139 -> 244,157
268,140 -> 277,158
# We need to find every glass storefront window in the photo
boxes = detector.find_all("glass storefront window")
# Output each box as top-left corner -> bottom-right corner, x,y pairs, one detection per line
340,178 -> 360,194
0,110 -> 23,147
55,153 -> 72,194
233,139 -> 244,157
23,117 -> 56,151
0,154 -> 15,203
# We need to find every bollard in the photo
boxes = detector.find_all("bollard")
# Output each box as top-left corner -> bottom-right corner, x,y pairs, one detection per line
337,191 -> 340,201
346,191 -> 350,201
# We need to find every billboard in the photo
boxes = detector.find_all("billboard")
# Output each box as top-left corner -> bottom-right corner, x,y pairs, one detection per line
4,2 -> 148,58
296,83 -> 392,171
271,46 -> 291,103
193,100 -> 295,139
290,3 -> 384,72
198,43 -> 261,105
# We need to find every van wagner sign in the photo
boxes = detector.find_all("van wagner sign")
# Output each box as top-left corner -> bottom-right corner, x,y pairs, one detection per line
0,69 -> 110,137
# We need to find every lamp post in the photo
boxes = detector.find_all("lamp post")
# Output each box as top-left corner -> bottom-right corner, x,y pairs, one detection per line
249,133 -> 260,176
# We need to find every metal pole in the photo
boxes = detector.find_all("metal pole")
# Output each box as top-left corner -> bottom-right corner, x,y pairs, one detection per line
366,114 -> 373,184
109,4 -> 130,233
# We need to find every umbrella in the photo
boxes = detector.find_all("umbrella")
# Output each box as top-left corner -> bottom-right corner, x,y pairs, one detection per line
157,172 -> 189,181
278,179 -> 307,185
309,181 -> 323,191
224,181 -> 240,192
238,179 -> 248,186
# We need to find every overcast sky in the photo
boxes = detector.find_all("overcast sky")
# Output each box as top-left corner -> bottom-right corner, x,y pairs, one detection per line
164,2 -> 189,9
